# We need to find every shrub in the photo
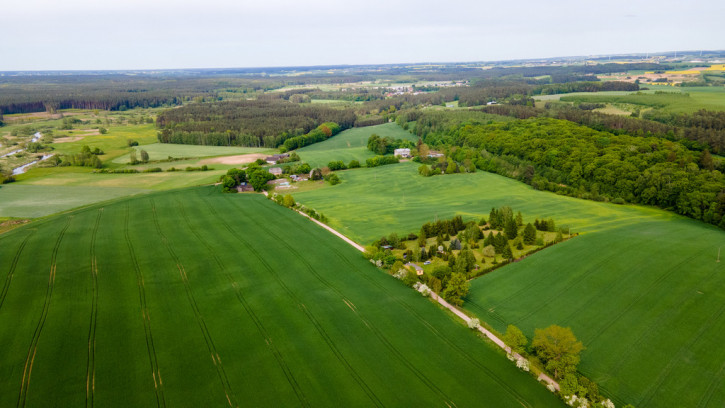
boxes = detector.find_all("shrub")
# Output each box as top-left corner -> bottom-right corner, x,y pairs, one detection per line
516,358 -> 530,372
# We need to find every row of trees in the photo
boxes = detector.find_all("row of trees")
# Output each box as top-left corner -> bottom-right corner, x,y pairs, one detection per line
282,122 -> 342,151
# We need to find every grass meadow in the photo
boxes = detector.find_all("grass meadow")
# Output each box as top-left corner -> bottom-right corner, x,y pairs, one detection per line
550,86 -> 725,114
0,187 -> 562,407
292,162 -> 725,407
297,122 -> 417,168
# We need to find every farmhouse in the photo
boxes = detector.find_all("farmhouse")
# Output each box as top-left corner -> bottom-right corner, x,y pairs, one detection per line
428,151 -> 444,158
265,153 -> 289,164
236,183 -> 254,192
268,167 -> 283,176
405,262 -> 424,276
394,148 -> 411,158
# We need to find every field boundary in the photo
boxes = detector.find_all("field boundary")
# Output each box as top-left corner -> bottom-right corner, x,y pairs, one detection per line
281,198 -> 561,392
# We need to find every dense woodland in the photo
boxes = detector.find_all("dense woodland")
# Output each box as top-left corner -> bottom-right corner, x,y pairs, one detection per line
409,115 -> 725,228
156,100 -> 356,147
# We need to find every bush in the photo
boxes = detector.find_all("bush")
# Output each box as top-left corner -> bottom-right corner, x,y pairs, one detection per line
467,318 -> 480,330
327,160 -> 347,171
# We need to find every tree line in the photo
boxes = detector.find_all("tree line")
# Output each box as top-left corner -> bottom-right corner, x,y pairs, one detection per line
455,118 -> 725,228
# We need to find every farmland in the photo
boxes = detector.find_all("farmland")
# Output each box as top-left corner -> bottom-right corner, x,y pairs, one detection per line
111,143 -> 274,164
0,186 -> 562,407
296,122 -> 417,168
292,162 -> 725,407
537,86 -> 725,114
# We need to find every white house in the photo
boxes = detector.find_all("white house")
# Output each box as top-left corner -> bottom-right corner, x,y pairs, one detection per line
394,148 -> 411,158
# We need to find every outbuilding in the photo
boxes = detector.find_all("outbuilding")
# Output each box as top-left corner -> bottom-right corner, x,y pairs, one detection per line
405,262 -> 424,276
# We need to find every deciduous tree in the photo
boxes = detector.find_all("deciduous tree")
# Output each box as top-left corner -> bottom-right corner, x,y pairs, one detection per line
532,325 -> 584,379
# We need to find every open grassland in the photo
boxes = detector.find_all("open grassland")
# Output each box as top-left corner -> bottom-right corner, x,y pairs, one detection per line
297,123 -> 417,168
0,187 -> 562,408
292,162 -> 662,244
292,162 -> 725,407
0,184 -> 151,218
544,87 -> 725,114
112,143 -> 274,163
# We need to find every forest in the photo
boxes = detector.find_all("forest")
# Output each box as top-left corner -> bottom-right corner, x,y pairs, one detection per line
156,100 -> 356,148
411,116 -> 725,228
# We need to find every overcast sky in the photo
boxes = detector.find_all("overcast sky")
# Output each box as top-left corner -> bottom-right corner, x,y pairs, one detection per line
1,0 -> 723,71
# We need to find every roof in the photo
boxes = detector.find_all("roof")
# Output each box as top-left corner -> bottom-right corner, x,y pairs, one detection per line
265,153 -> 290,163
405,262 -> 424,271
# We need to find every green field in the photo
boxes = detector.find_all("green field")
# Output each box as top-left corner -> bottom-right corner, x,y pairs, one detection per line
1,169 -> 227,218
292,162 -> 725,407
0,185 -> 152,218
297,123 -> 417,168
537,86 -> 725,114
0,187 -> 562,407
112,143 -> 274,163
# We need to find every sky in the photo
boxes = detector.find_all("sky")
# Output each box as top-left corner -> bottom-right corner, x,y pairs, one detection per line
1,0 -> 723,71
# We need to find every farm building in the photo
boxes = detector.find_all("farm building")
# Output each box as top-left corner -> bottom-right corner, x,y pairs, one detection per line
236,183 -> 254,192
405,262 -> 424,276
268,167 -> 283,176
265,153 -> 289,164
428,151 -> 444,158
267,178 -> 289,185
394,148 -> 411,158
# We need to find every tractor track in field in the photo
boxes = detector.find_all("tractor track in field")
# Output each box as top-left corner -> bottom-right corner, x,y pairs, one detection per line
312,228 -> 534,408
601,249 -> 719,382
201,196 -> 385,408
486,243 -> 594,310
0,230 -> 35,312
241,199 -> 456,406
124,205 -> 166,408
250,198 -> 533,408
86,208 -> 103,408
698,355 -> 725,408
557,232 -> 697,329
639,280 -> 725,407
17,216 -> 71,408
510,242 -> 644,327
150,199 -> 237,408
175,197 -> 310,407
579,248 -> 706,350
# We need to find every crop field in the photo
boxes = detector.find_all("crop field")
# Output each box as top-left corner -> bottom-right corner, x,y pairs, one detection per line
554,87 -> 725,114
292,162 -> 725,407
111,143 -> 274,163
297,123 -> 417,168
0,184 -> 151,218
0,187 -> 563,407
292,162 -> 663,244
